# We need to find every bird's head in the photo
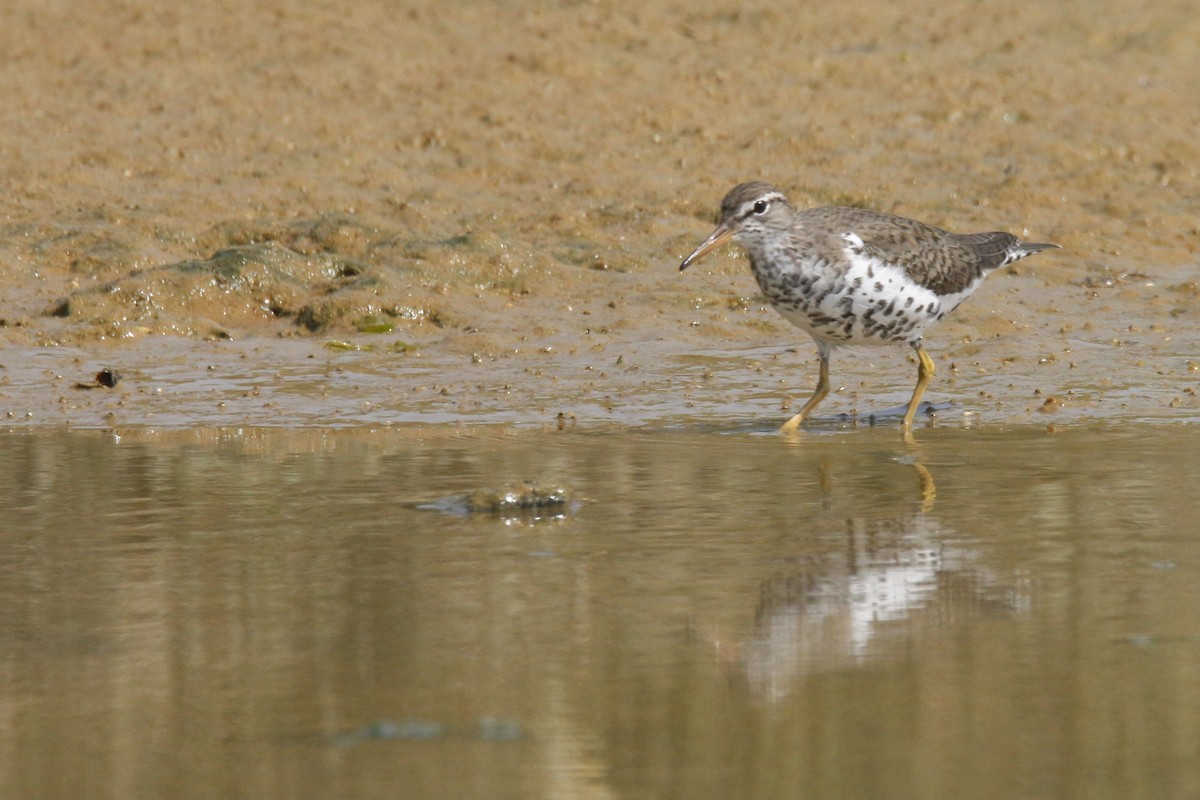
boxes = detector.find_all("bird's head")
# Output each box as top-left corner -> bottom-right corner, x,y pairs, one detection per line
679,182 -> 793,271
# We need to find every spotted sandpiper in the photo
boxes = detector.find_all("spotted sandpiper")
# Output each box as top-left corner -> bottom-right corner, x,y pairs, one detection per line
680,182 -> 1058,432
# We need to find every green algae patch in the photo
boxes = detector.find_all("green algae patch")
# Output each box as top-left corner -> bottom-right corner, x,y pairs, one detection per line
354,315 -> 395,334
324,338 -> 415,353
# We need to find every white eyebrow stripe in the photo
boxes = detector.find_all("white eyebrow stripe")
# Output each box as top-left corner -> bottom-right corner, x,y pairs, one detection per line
739,192 -> 787,220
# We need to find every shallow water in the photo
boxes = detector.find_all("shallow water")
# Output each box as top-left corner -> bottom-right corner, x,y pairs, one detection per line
3,424 -> 1199,799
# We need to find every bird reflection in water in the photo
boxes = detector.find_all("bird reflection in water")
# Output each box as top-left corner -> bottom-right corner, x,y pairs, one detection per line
707,457 -> 1028,703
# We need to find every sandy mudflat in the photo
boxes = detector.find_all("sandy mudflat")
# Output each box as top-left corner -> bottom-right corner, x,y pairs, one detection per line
1,0 -> 1197,428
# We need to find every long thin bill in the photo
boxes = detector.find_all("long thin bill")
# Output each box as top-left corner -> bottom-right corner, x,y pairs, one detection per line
679,224 -> 734,271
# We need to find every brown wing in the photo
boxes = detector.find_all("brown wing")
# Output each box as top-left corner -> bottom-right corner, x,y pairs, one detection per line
806,207 -> 1021,295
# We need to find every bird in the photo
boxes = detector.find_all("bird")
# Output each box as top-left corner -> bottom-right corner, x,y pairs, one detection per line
679,181 -> 1058,432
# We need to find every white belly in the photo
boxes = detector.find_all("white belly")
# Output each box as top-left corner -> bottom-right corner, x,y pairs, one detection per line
761,252 -> 983,347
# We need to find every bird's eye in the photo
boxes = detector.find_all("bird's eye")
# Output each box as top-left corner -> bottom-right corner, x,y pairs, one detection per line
752,200 -> 769,214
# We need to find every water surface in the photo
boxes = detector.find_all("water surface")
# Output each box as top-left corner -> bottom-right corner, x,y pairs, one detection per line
2,424 -> 1198,799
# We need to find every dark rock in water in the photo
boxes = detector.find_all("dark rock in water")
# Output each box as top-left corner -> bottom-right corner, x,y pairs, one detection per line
416,481 -> 573,517
73,367 -> 122,390
463,483 -> 571,513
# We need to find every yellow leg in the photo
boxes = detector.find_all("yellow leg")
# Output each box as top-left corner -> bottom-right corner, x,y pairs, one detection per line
913,462 -> 936,512
780,352 -> 830,433
902,343 -> 935,430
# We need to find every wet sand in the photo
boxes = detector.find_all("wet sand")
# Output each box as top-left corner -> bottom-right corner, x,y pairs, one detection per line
2,0 -> 1199,429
